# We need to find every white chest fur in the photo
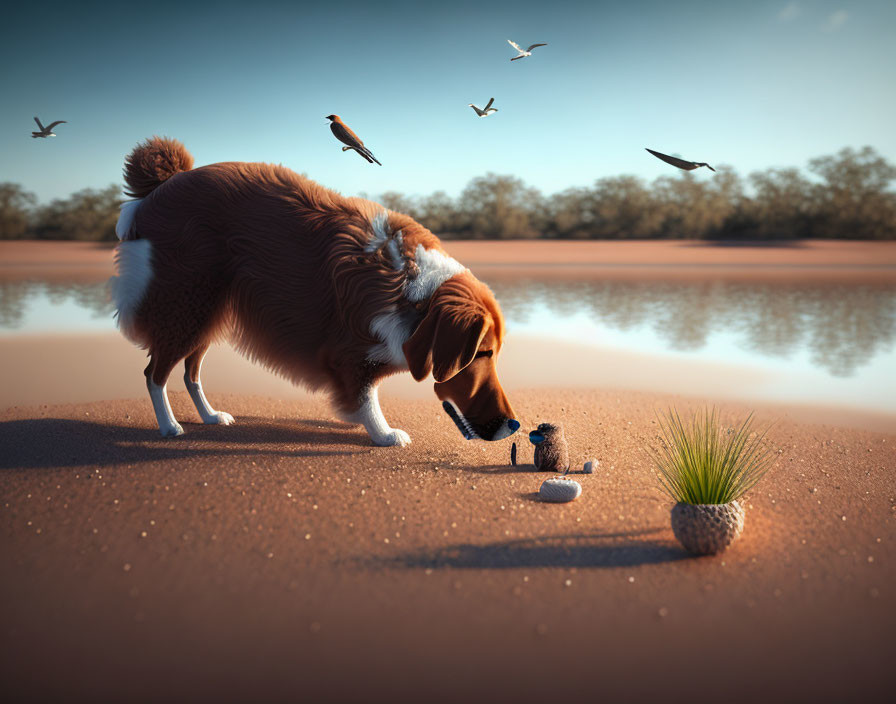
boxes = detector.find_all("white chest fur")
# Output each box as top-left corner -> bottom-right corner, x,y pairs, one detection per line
365,213 -> 466,367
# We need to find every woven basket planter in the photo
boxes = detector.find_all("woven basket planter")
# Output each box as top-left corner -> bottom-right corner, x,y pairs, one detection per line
671,500 -> 745,556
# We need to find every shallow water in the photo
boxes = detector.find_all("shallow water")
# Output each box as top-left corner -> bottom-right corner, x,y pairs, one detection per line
1,276 -> 894,411
489,277 -> 896,412
0,280 -> 113,334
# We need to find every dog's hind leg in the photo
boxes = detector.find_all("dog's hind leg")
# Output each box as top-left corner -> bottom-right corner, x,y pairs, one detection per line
183,345 -> 234,426
144,354 -> 185,438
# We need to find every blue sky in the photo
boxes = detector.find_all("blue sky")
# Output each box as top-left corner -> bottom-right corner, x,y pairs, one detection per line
1,0 -> 894,203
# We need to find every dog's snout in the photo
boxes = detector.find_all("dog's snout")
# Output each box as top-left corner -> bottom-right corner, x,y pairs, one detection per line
489,418 -> 520,441
442,400 -> 520,442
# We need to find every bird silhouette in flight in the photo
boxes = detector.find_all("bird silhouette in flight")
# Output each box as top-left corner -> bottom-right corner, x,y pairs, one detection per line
646,148 -> 715,172
508,40 -> 547,61
32,116 -> 66,138
326,115 -> 381,165
468,97 -> 498,117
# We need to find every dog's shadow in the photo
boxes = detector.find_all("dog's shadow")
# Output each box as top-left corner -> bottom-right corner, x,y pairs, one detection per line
385,528 -> 688,569
0,415 -> 371,470
466,463 -> 537,476
466,464 -> 595,479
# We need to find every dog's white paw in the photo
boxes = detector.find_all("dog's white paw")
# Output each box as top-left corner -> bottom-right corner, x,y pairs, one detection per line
160,422 -> 184,438
374,429 -> 411,447
205,411 -> 235,426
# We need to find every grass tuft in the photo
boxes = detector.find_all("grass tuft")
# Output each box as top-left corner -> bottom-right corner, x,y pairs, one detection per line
649,407 -> 775,505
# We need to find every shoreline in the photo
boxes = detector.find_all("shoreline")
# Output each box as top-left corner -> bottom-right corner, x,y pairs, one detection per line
3,239 -> 895,422
2,331 -> 895,432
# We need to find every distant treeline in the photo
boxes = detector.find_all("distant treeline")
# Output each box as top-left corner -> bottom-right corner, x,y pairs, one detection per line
2,146 -> 895,241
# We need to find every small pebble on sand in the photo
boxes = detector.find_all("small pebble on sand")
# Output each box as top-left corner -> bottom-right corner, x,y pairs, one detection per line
539,477 -> 582,503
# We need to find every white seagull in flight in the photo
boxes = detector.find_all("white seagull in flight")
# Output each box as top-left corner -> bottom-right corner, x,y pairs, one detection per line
468,97 -> 498,118
507,39 -> 547,61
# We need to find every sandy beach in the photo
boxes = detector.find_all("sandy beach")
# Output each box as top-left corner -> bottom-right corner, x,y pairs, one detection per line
4,238 -> 896,276
1,240 -> 894,702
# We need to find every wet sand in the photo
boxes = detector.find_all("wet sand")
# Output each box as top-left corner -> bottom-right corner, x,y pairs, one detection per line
1,240 -> 894,702
3,331 -> 896,433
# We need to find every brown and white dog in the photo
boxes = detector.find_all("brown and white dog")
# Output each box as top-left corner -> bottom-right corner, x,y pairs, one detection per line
110,137 -> 519,446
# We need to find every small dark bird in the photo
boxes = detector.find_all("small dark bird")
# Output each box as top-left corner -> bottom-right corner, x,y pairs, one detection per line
646,148 -> 715,172
508,40 -> 547,61
529,423 -> 570,473
326,115 -> 381,165
32,116 -> 66,138
468,97 -> 498,118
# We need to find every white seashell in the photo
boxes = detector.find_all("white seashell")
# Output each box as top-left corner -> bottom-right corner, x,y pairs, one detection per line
583,459 -> 598,474
539,477 -> 582,503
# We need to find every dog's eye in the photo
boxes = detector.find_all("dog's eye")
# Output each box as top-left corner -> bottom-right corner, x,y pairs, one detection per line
474,349 -> 493,359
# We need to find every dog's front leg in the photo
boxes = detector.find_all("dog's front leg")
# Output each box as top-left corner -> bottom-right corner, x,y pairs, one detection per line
341,385 -> 411,447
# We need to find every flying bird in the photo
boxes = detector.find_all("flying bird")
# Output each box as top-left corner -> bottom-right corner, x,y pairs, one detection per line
508,39 -> 547,61
31,116 -> 66,138
326,114 -> 381,166
645,148 -> 715,172
468,97 -> 498,117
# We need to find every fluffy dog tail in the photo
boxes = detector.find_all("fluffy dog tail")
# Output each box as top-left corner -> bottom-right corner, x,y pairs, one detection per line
123,136 -> 193,198
112,137 -> 192,337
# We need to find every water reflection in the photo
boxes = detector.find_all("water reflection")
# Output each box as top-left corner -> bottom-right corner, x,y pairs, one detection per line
0,280 -> 113,330
488,278 -> 896,377
0,276 -> 894,378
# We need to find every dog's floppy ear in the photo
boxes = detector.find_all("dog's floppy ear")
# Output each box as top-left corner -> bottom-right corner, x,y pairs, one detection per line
403,305 -> 488,383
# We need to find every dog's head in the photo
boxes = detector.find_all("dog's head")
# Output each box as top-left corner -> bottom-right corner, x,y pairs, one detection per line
402,272 -> 519,441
